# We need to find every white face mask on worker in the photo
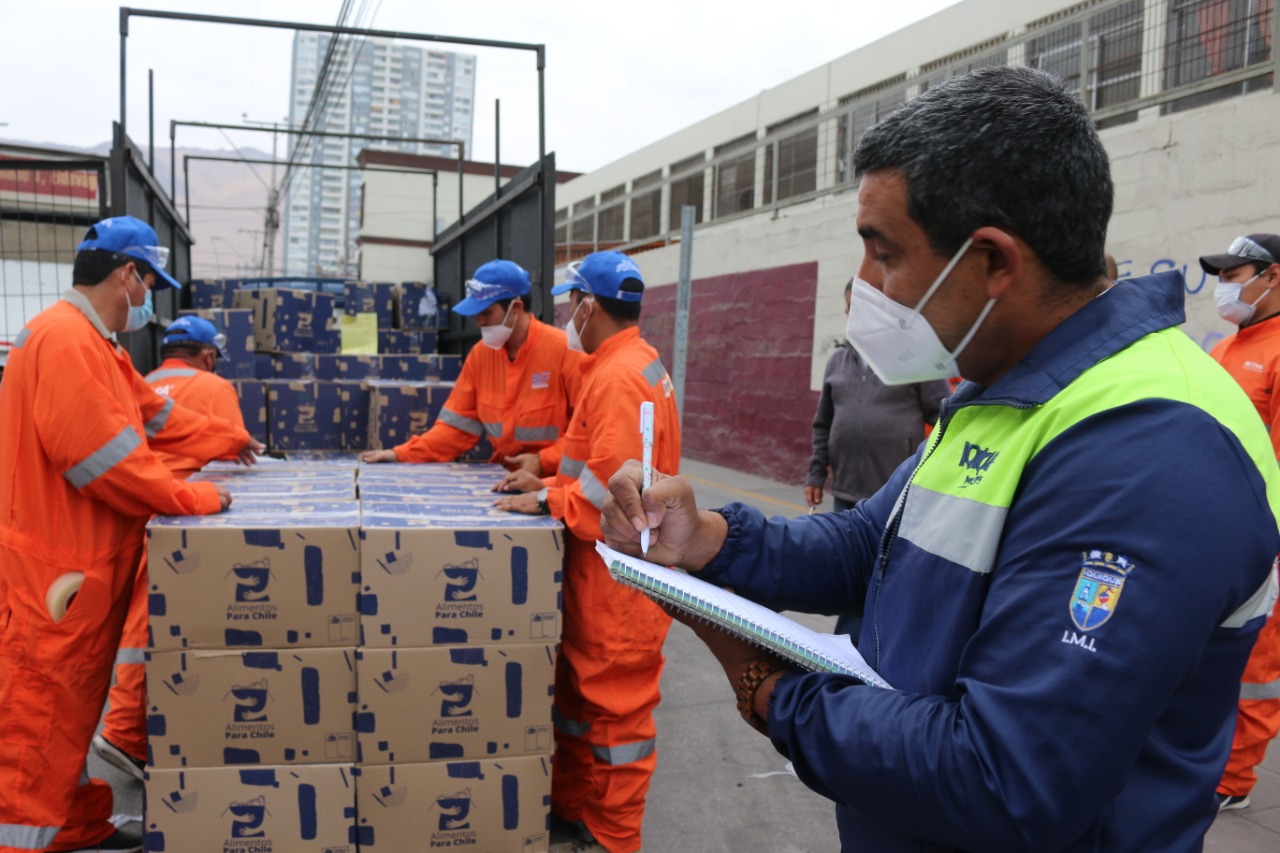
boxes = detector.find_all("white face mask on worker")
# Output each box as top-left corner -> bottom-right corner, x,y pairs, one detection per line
565,299 -> 590,353
479,303 -> 516,350
845,238 -> 993,385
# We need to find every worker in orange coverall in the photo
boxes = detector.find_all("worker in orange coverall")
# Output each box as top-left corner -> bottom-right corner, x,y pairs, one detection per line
1200,233 -> 1280,812
360,258 -> 583,474
0,216 -> 256,853
496,251 -> 681,853
90,315 -> 257,784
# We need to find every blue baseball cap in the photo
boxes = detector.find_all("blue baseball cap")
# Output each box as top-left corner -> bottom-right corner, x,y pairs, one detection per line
551,251 -> 644,302
453,259 -> 531,316
77,215 -> 182,290
163,315 -> 227,359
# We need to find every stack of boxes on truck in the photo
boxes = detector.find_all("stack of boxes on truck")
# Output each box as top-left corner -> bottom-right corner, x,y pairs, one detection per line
143,458 -> 363,850
144,459 -> 563,852
184,277 -> 476,457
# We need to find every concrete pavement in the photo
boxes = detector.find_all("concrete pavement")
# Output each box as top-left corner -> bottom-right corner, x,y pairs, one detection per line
94,455 -> 1278,851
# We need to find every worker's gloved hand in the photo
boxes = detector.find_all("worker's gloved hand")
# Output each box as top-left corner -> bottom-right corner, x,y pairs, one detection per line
214,484 -> 232,512
602,460 -> 727,572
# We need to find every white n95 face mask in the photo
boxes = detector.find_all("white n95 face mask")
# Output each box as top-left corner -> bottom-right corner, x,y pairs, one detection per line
845,237 -> 994,385
479,303 -> 516,350
565,300 -> 589,353
1214,272 -> 1265,325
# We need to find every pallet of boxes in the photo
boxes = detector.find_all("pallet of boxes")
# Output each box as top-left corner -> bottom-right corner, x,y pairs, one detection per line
183,276 -> 474,460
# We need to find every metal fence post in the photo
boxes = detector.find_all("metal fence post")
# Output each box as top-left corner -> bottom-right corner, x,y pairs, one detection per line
673,205 -> 695,427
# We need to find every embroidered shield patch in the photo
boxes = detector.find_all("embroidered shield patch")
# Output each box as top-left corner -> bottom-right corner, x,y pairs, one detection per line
1070,551 -> 1133,631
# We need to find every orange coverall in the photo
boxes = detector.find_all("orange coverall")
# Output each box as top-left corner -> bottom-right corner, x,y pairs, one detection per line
0,294 -> 247,852
395,317 -> 583,472
541,326 -> 681,853
100,358 -> 250,764
1211,315 -> 1280,798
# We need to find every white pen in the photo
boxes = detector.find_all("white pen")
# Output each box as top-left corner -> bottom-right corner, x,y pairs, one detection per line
639,401 -> 655,556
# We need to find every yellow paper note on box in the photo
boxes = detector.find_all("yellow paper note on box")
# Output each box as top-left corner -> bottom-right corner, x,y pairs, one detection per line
341,312 -> 377,354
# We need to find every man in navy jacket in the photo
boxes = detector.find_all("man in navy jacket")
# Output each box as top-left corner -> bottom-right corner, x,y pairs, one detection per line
602,66 -> 1280,852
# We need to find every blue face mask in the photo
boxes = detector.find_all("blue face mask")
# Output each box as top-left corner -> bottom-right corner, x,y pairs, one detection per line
122,271 -> 154,333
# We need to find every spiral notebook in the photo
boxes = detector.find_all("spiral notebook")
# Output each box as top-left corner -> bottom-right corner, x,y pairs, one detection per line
597,542 -> 891,689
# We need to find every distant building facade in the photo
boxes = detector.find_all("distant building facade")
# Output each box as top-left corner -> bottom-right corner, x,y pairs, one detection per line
283,33 -> 476,277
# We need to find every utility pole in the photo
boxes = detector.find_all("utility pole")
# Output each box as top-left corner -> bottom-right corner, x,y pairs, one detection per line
244,114 -> 288,276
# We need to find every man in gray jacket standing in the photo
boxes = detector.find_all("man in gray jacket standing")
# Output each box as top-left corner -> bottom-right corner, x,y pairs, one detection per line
804,278 -> 949,637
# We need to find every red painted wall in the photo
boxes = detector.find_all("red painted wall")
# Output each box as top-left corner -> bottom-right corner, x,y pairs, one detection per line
559,262 -> 820,484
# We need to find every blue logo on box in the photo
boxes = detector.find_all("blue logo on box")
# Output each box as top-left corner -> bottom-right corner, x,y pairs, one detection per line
229,679 -> 270,722
226,795 -> 269,838
439,559 -> 480,602
232,562 -> 273,603
434,788 -> 472,831
435,675 -> 476,717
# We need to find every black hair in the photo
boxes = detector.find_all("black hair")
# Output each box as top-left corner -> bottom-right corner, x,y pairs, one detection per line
592,278 -> 643,323
72,249 -> 155,286
844,278 -> 854,297
161,342 -> 214,360
853,65 -> 1112,288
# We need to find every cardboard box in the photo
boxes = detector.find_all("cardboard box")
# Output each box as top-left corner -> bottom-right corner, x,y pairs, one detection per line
395,282 -> 448,331
357,483 -> 498,501
266,381 -> 343,451
234,288 -> 340,354
355,645 -> 554,765
366,382 -> 450,451
188,278 -> 237,309
315,354 -> 379,382
358,524 -> 562,648
337,382 -> 370,452
180,308 -> 255,379
343,282 -> 397,328
148,648 -> 357,768
232,380 -> 266,445
272,353 -> 316,380
429,355 -> 462,383
353,756 -> 550,852
144,764 -> 356,853
147,507 -> 361,650
376,329 -> 423,355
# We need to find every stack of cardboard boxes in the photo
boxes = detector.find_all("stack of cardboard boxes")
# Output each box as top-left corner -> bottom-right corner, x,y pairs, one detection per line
144,459 -> 562,852
354,462 -> 562,850
183,278 -> 468,456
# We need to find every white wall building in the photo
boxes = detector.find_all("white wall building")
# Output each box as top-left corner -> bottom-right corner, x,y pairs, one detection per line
283,33 -> 477,277
549,0 -> 1280,483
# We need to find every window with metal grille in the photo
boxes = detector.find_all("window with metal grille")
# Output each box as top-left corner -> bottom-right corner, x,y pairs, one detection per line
763,109 -> 818,205
668,153 -> 706,229
713,133 -> 757,218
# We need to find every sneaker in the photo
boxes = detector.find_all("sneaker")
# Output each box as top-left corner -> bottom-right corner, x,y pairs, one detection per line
1217,793 -> 1251,812
58,826 -> 143,852
90,735 -> 146,782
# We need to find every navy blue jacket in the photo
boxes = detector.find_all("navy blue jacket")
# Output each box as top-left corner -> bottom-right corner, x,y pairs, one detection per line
700,273 -> 1280,852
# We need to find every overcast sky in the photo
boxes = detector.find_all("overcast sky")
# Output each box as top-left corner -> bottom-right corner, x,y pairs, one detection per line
1,0 -> 960,173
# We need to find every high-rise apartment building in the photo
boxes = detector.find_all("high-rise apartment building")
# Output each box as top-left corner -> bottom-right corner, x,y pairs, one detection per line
283,33 -> 476,276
